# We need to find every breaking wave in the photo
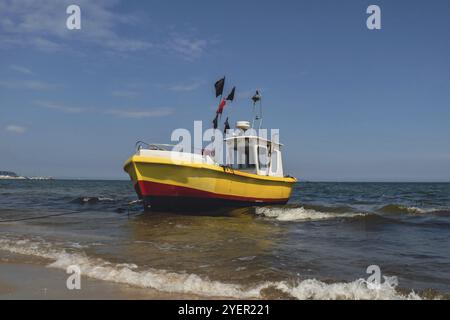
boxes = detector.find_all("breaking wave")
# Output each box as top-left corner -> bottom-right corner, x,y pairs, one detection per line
70,197 -> 115,204
255,203 -> 450,223
377,204 -> 448,215
0,237 -> 422,300
255,206 -> 366,222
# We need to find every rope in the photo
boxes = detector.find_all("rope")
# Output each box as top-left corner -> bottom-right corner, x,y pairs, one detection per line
0,200 -> 143,223
0,210 -> 84,223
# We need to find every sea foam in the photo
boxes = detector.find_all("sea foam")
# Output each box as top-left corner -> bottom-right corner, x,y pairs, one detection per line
0,237 -> 422,300
255,206 -> 366,222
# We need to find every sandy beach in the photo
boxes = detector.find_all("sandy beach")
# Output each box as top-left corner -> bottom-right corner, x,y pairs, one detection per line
0,251 -> 205,300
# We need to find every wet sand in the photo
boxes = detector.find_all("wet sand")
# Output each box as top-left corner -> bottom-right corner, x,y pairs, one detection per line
0,251 -> 207,300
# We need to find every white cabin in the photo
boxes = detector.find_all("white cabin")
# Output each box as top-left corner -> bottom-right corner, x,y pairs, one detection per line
224,134 -> 285,177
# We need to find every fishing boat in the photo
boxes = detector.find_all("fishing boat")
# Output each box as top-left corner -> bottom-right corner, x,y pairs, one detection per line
123,81 -> 296,211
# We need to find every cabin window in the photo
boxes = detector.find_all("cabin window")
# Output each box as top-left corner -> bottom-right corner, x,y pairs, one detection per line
240,138 -> 256,170
228,138 -> 256,171
258,146 -> 269,171
270,150 -> 278,173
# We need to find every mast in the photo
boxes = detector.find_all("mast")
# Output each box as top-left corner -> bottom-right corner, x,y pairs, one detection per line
251,90 -> 262,129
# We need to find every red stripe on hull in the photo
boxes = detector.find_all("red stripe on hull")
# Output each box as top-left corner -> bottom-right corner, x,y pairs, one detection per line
137,180 -> 288,204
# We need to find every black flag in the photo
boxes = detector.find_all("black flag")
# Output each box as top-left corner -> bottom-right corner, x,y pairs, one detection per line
251,90 -> 261,103
224,117 -> 230,133
212,113 -> 218,129
214,77 -> 225,97
226,87 -> 235,101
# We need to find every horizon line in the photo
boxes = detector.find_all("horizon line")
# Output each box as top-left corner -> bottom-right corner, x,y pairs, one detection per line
13,177 -> 450,183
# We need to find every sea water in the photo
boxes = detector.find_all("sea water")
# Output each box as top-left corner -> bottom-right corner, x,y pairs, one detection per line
0,180 -> 449,299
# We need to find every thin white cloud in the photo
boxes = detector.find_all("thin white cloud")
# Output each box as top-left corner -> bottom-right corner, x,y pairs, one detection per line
165,34 -> 208,61
10,65 -> 34,75
34,101 -> 84,113
0,0 -> 152,53
0,80 -> 56,90
5,125 -> 26,134
32,100 -> 174,118
30,37 -> 64,52
104,38 -> 153,53
106,108 -> 173,118
0,1 -> 214,60
167,80 -> 204,92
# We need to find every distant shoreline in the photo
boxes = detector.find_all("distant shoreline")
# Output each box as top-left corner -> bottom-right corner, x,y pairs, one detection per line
0,171 -> 53,180
0,176 -> 53,181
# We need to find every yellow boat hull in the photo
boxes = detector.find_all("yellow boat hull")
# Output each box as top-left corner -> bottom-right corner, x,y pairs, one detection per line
124,155 -> 296,210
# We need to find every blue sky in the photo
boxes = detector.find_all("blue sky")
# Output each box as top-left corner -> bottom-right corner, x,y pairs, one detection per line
1,0 -> 449,181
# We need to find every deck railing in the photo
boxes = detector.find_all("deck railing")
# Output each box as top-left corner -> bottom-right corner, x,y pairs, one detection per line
135,141 -> 176,152
135,141 -> 208,155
